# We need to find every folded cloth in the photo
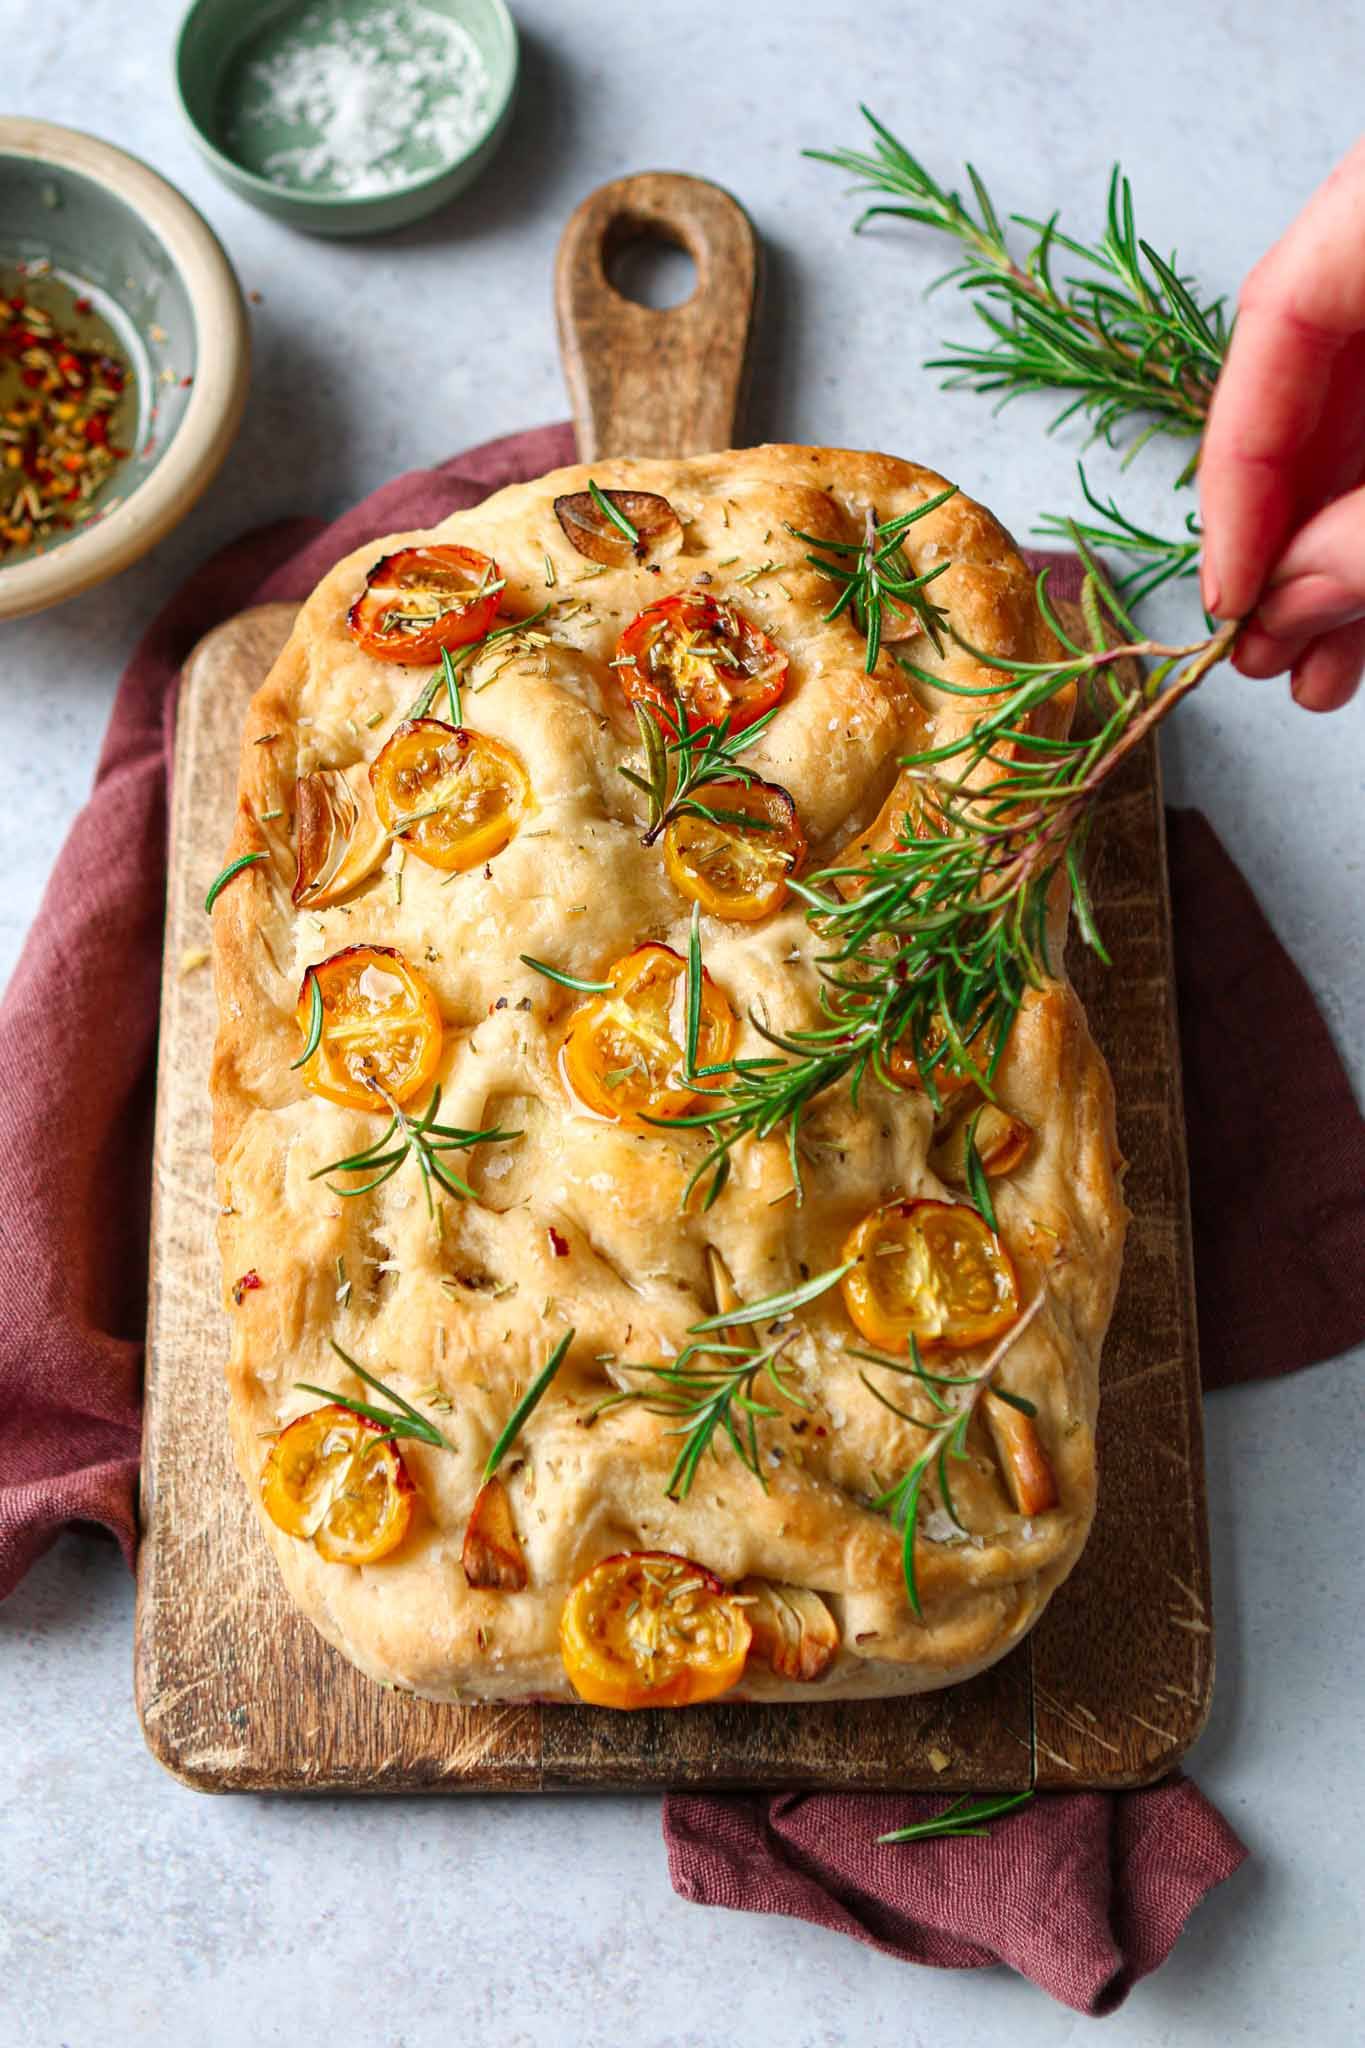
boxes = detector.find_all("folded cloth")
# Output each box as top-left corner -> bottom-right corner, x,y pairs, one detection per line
2,424 -> 1361,2013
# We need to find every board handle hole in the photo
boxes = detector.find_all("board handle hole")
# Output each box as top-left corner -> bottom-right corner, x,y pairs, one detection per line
604,224 -> 699,310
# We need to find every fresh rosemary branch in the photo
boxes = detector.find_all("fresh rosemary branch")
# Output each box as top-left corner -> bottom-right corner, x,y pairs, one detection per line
676,560 -> 1237,1206
808,108 -> 1227,463
620,689 -> 780,844
861,1293 -> 1045,1616
294,1341 -> 450,1450
788,486 -> 957,670
807,110 -> 1229,596
592,1263 -> 850,1499
311,1085 -> 520,1217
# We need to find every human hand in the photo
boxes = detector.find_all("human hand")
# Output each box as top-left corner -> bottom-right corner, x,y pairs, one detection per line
1198,137 -> 1365,711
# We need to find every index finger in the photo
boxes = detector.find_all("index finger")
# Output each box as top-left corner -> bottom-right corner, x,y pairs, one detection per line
1199,137 -> 1365,618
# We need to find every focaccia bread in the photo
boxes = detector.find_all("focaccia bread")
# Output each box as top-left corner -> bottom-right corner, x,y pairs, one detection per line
210,445 -> 1126,1705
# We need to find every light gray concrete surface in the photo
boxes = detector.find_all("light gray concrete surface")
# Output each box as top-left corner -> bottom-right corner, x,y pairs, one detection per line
3,2 -> 1363,2041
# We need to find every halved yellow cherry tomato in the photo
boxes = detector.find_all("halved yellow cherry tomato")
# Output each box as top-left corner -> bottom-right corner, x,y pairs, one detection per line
885,1014 -> 990,1102
560,1551 -> 752,1708
260,1404 -> 415,1565
840,1197 -> 1020,1351
371,717 -> 530,872
560,942 -> 736,1130
615,590 -> 788,735
347,544 -> 501,663
662,777 -> 807,922
295,944 -> 442,1111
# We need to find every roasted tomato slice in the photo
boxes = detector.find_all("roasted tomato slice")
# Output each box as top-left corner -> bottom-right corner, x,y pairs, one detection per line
561,942 -> 736,1129
662,777 -> 806,922
840,1197 -> 1020,1351
614,590 -> 788,735
371,717 -> 530,872
560,1551 -> 752,1708
295,944 -> 442,1111
347,544 -> 501,662
885,1014 -> 990,1101
260,1404 -> 415,1564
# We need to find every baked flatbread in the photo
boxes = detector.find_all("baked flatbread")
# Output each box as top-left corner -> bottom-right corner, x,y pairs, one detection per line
210,446 -> 1125,1703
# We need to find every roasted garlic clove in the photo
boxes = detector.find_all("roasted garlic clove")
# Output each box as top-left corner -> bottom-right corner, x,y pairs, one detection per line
553,487 -> 683,566
739,1579 -> 840,1682
983,1392 -> 1058,1516
462,1476 -> 528,1590
932,1103 -> 1032,1184
293,762 -> 387,907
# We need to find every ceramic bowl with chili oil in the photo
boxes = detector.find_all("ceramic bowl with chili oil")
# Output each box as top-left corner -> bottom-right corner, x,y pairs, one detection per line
0,119 -> 249,621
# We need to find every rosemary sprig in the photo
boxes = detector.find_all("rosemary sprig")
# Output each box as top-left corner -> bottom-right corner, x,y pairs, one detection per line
483,1329 -> 573,1480
205,850 -> 267,913
675,559 -> 1238,1206
809,109 -> 1226,464
789,487 -> 957,669
591,1262 -> 848,1499
596,1330 -> 807,1500
294,1340 -> 450,1450
620,686 -> 780,844
311,1084 -> 520,1217
807,111 -> 1228,598
863,1293 -> 1044,1616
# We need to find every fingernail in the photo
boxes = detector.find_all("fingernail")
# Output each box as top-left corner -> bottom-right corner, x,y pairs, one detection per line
1200,566 -> 1222,617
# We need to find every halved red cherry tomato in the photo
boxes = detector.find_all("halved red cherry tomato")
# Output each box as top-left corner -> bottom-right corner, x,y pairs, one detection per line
260,1404 -> 415,1564
840,1197 -> 1020,1351
560,1551 -> 752,1708
615,590 -> 788,735
371,717 -> 531,871
662,777 -> 806,922
295,945 -> 442,1111
561,942 -> 736,1130
347,544 -> 502,662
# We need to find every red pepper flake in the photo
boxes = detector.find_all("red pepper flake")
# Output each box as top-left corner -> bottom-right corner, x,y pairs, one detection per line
180,374 -> 194,388
547,1226 -> 570,1259
232,1269 -> 263,1306
0,271 -> 135,559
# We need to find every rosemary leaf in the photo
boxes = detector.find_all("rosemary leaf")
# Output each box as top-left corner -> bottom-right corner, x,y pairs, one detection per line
484,1329 -> 573,1480
205,850 -> 267,913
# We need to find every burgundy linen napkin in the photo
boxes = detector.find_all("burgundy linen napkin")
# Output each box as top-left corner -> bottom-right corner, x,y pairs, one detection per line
2,423 -> 1361,2013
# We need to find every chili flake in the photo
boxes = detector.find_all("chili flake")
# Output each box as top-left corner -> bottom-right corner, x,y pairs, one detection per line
0,275 -> 135,558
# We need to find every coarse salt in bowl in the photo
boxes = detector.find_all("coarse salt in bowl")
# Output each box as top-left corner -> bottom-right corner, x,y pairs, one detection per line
175,0 -> 520,238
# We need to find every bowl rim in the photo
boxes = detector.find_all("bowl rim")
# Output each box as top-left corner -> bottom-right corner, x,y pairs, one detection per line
172,0 -> 520,216
0,118 -> 249,621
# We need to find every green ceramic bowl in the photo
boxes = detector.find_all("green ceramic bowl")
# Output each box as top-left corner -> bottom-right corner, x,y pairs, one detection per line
175,0 -> 520,237
0,119 -> 248,621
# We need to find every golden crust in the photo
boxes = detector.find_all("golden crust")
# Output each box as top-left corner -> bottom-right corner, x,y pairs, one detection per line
209,445 -> 1126,1703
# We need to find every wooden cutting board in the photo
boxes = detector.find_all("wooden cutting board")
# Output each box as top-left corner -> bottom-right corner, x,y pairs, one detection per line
135,174 -> 1212,1794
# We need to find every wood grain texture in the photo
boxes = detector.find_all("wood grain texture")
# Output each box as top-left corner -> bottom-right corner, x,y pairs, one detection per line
134,599 -> 1212,1794
555,173 -> 758,460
